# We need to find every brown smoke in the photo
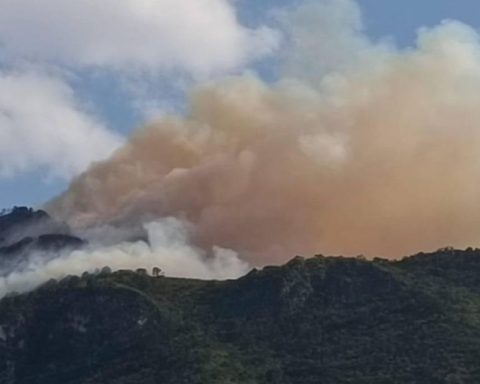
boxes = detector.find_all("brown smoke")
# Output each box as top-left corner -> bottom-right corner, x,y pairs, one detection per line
47,9 -> 480,264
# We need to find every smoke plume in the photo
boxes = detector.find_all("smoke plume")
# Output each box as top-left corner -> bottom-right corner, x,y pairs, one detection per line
0,218 -> 250,297
47,1 -> 480,263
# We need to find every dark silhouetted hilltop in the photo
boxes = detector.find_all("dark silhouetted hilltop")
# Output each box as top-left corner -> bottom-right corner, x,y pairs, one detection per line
0,207 -> 85,274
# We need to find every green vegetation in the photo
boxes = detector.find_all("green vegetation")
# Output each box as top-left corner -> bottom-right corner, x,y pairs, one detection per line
3,249 -> 480,383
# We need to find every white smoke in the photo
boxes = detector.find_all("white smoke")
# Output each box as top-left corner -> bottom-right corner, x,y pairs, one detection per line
0,218 -> 250,298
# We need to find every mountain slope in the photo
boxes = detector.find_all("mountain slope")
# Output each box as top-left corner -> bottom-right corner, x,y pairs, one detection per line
0,207 -> 85,276
2,250 -> 480,383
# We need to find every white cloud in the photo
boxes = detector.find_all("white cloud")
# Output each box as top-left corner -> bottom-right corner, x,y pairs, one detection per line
0,0 -> 279,75
0,70 -> 123,178
278,0 -> 388,83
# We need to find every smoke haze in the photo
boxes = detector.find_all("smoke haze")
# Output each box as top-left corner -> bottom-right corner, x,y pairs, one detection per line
0,218 -> 250,297
44,1 -> 480,264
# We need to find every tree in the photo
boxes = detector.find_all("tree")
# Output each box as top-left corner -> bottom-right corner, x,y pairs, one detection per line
152,267 -> 162,277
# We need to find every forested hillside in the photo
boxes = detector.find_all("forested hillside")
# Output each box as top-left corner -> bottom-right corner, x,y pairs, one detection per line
2,249 -> 480,383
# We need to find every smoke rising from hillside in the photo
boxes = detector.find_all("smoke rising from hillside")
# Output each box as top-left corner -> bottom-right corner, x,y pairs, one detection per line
47,1 -> 480,263
0,218 -> 250,297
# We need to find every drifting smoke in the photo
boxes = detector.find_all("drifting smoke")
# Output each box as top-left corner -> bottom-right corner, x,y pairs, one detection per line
0,218 -> 250,297
46,0 -> 480,264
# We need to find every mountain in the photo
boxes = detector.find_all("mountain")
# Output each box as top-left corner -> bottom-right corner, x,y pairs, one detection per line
2,249 -> 480,383
0,207 -> 69,246
0,207 -> 85,276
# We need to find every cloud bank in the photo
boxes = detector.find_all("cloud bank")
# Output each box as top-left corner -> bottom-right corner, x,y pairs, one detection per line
0,0 -> 280,180
0,0 -> 279,75
0,70 -> 122,178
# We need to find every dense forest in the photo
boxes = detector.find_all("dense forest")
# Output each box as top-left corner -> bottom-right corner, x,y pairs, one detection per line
2,248 -> 480,383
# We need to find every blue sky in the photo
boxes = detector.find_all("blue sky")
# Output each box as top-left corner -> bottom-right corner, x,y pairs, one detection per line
1,0 -> 480,209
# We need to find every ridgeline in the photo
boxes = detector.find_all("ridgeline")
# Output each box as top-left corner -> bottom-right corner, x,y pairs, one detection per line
2,248 -> 480,383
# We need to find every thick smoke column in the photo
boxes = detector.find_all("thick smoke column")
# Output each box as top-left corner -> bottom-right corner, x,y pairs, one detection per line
48,1 -> 480,263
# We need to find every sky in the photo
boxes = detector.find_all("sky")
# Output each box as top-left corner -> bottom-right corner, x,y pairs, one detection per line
1,0 -> 480,209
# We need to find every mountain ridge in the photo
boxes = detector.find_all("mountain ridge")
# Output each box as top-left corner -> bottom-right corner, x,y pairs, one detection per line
2,249 -> 480,383
0,207 -> 85,277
